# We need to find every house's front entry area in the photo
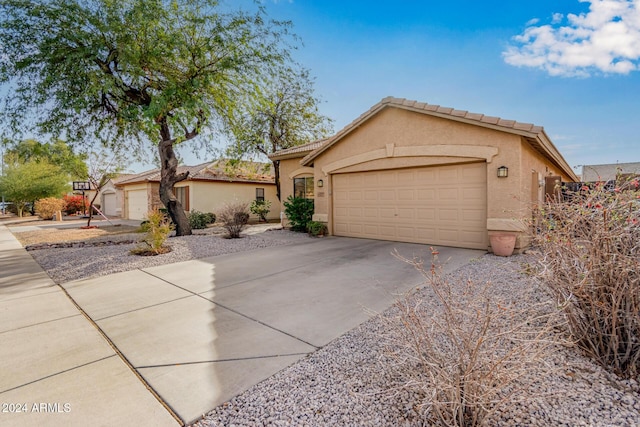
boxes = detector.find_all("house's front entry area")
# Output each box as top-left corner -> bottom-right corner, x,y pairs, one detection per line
332,162 -> 488,249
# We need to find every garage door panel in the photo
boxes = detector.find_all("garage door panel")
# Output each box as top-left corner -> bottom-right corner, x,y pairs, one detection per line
396,228 -> 414,239
417,189 -> 436,200
332,163 -> 488,249
364,191 -> 378,201
439,209 -> 459,221
380,208 -> 396,219
417,208 -> 436,220
398,189 -> 414,200
396,208 -> 414,220
379,226 -> 396,237
397,171 -> 416,184
379,190 -> 395,201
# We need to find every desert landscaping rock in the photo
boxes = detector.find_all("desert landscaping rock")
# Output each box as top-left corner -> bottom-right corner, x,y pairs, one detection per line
17,226 -> 640,426
28,228 -> 310,284
189,255 -> 640,427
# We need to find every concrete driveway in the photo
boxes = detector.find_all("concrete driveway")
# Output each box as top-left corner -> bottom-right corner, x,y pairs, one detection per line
3,229 -> 484,426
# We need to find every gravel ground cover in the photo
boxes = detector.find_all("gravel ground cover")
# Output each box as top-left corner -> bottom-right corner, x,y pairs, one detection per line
15,224 -> 640,426
191,254 -> 640,427
26,227 -> 311,284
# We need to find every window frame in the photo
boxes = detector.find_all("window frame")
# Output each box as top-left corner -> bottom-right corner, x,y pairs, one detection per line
256,188 -> 265,202
293,176 -> 314,199
174,186 -> 190,211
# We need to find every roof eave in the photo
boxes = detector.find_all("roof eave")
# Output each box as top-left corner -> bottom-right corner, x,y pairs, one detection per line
532,130 -> 579,182
269,151 -> 314,161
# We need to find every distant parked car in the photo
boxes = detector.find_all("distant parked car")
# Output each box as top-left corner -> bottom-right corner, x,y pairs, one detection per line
0,201 -> 12,213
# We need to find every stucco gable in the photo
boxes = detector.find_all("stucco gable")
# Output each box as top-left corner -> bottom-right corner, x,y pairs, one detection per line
298,96 -> 577,181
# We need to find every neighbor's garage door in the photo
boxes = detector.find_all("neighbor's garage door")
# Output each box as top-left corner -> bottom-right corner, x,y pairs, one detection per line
103,193 -> 117,216
332,162 -> 488,249
126,189 -> 148,220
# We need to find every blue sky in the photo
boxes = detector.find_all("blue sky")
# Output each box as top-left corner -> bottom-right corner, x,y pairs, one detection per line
168,1 -> 640,173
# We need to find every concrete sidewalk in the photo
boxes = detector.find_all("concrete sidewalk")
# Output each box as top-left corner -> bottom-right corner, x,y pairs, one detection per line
1,223 -> 485,426
0,224 -> 179,427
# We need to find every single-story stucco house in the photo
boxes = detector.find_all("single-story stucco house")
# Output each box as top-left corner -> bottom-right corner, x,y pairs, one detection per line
270,97 -> 579,252
116,160 -> 278,221
100,173 -> 135,217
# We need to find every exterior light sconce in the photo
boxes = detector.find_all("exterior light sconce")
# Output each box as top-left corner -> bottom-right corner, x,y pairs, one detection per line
317,179 -> 324,187
497,166 -> 508,178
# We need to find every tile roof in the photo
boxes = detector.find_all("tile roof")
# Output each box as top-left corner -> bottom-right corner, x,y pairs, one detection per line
268,138 -> 330,160
287,96 -> 575,181
116,160 -> 275,186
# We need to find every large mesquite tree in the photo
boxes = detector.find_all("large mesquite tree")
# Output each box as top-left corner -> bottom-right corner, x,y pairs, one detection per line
0,0 -> 293,235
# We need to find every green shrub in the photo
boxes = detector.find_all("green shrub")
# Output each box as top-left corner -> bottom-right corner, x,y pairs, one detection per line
131,209 -> 173,255
283,196 -> 314,232
533,176 -> 640,379
250,199 -> 271,222
188,210 -> 216,229
35,197 -> 66,220
307,220 -> 327,237
217,201 -> 250,238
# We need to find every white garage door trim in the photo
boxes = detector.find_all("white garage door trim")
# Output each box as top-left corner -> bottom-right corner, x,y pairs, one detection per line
332,162 -> 488,249
126,189 -> 148,220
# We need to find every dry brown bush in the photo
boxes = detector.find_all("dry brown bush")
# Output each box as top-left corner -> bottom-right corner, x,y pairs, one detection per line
217,201 -> 250,238
533,177 -> 640,379
34,197 -> 66,219
382,251 -> 558,426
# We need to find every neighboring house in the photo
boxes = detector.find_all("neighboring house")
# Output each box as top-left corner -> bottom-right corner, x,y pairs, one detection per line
271,97 -> 578,252
581,162 -> 640,182
115,160 -> 278,221
100,174 -> 135,217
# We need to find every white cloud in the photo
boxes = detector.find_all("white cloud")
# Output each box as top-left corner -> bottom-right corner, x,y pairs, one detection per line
503,0 -> 640,76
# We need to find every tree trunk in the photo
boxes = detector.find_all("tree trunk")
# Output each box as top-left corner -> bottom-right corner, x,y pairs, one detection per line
273,159 -> 281,201
158,122 -> 192,236
86,190 -> 100,227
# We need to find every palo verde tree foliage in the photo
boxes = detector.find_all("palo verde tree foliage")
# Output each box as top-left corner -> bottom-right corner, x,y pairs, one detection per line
0,0 -> 294,235
224,66 -> 333,201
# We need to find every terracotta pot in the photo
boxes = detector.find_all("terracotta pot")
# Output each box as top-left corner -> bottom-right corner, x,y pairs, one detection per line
489,233 -> 516,257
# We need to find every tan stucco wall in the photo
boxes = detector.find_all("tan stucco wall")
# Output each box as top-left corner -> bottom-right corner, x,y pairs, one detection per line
311,108 -> 522,235
121,181 -> 277,221
187,181 -> 279,221
277,106 -> 574,251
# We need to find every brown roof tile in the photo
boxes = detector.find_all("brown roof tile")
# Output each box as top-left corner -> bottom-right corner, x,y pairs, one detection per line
116,160 -> 274,186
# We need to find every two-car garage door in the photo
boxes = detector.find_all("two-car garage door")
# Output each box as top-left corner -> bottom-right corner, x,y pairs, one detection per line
332,162 -> 488,249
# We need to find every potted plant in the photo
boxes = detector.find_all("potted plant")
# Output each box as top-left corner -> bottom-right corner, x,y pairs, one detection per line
489,232 -> 517,257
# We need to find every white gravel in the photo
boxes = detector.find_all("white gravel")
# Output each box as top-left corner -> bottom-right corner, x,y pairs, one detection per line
189,254 -> 640,427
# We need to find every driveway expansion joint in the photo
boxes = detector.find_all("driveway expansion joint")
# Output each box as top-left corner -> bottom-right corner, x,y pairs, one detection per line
56,283 -> 183,425
0,355 -> 117,394
135,353 -> 312,369
197,296 -> 321,350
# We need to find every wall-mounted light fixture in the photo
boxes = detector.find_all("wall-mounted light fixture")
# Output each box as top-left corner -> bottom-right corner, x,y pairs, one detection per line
317,179 -> 324,187
497,166 -> 508,178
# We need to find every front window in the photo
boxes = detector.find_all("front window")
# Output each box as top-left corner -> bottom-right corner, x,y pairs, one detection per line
294,177 -> 314,199
175,186 -> 189,211
256,188 -> 265,202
